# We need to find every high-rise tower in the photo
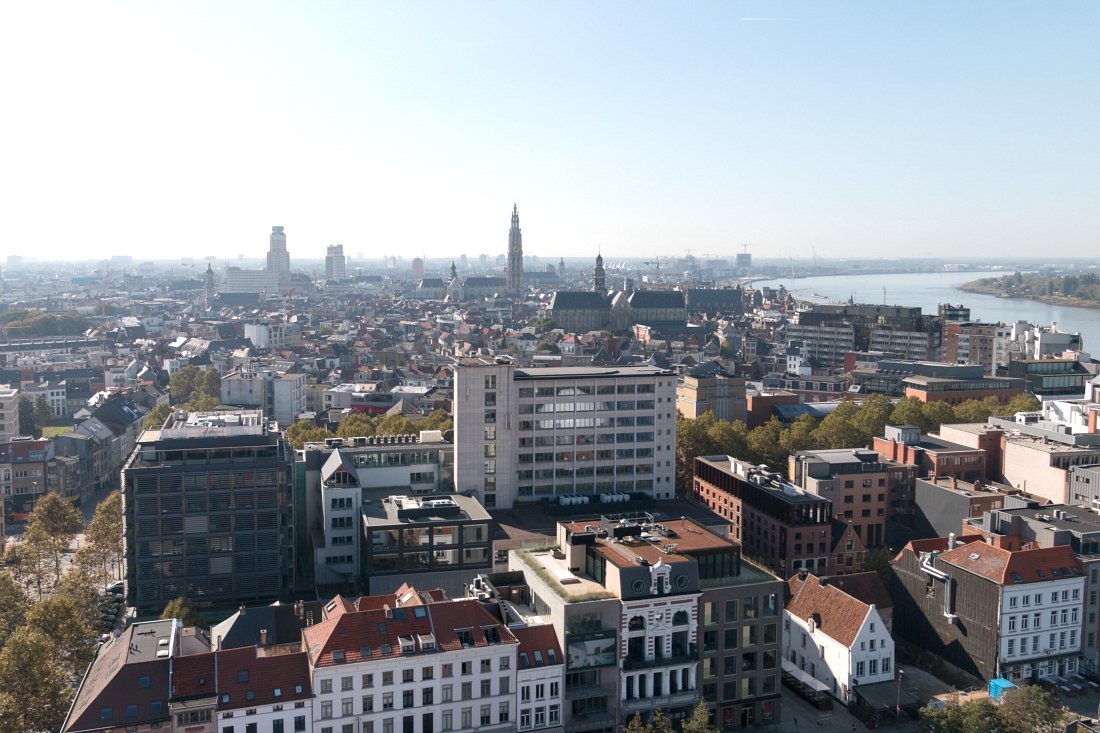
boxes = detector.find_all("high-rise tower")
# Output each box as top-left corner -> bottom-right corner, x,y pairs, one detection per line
266,226 -> 290,278
325,244 -> 346,281
593,251 -> 606,292
505,204 -> 523,294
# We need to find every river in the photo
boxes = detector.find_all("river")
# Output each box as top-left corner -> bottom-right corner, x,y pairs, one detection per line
754,271 -> 1100,351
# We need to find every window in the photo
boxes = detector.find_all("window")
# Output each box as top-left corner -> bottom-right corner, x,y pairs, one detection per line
481,705 -> 492,725
1008,639 -> 1015,656
481,679 -> 491,697
461,661 -> 472,675
856,661 -> 865,677
462,682 -> 472,700
342,698 -> 354,716
383,671 -> 394,685
363,696 -> 374,713
363,674 -> 373,688
499,677 -> 510,695
520,709 -> 531,729
442,663 -> 453,678
383,693 -> 393,710
321,701 -> 333,719
521,686 -> 531,703
499,655 -> 510,670
342,676 -> 353,691
295,716 -> 306,732
442,711 -> 453,732
423,688 -> 433,705
403,669 -> 414,684
882,658 -> 891,674
422,666 -> 434,680
320,679 -> 333,694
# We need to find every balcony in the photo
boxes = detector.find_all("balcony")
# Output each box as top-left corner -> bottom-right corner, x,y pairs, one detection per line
623,649 -> 698,670
622,690 -> 700,713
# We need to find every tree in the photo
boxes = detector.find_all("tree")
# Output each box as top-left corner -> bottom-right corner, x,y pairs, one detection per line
890,397 -> 933,433
1003,393 -> 1041,415
184,392 -> 220,411
418,409 -> 453,433
852,394 -> 894,439
84,491 -> 124,583
812,401 -> 869,449
995,684 -> 1061,733
169,365 -> 198,403
861,549 -> 893,585
25,594 -> 97,680
23,492 -> 84,587
0,627 -> 72,733
336,412 -> 376,439
161,596 -> 206,628
33,395 -> 52,430
921,401 -> 957,433
283,420 -> 334,449
375,413 -> 414,436
681,700 -> 719,733
623,713 -> 648,733
676,412 -> 723,493
780,414 -> 820,456
952,399 -> 993,424
747,417 -> 787,468
16,396 -> 38,437
2,541 -> 51,599
649,709 -> 675,733
143,402 -> 172,429
0,570 -> 29,649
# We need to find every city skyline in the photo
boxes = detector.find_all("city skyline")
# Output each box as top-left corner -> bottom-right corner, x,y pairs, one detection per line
2,2 -> 1098,262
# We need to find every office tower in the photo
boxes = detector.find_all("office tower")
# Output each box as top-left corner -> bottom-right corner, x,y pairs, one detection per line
325,243 -> 346,280
266,225 -> 290,276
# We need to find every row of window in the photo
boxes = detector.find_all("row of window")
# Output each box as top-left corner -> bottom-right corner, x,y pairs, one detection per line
517,384 -> 658,397
318,657 -> 513,693
1006,608 -> 1079,631
1005,630 -> 1078,657
1007,588 -> 1081,607
702,624 -> 779,651
702,596 -> 780,625
326,702 -> 509,733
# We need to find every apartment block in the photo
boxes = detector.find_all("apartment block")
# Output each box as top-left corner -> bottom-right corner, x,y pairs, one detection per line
122,410 -> 294,615
454,358 -> 677,508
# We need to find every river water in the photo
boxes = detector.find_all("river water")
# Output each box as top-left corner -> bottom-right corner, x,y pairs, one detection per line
755,271 -> 1100,351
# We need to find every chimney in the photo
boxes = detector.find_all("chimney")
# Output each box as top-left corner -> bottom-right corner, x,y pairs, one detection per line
951,477 -> 958,491
259,629 -> 268,647
1088,407 -> 1098,435
948,532 -> 956,550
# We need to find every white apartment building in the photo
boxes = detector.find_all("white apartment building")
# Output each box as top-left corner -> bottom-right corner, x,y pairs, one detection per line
513,626 -> 566,733
454,359 -> 678,508
304,593 -> 520,733
0,384 -> 20,442
783,573 -> 894,704
998,556 -> 1086,681
221,367 -> 306,426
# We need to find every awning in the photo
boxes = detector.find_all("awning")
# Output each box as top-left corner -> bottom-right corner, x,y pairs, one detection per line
782,659 -> 831,693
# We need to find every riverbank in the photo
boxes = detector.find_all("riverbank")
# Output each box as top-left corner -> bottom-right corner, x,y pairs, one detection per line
959,279 -> 1100,311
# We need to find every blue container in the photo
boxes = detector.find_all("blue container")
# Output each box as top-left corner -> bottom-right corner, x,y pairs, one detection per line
988,678 -> 1018,702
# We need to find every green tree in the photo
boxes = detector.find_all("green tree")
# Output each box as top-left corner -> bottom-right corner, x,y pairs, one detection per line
16,396 -> 38,437
780,414 -> 820,456
283,420 -> 335,449
995,684 -> 1061,733
890,397 -> 933,433
852,394 -> 894,440
747,417 -> 787,468
200,368 -> 221,400
676,412 -> 724,493
161,597 -> 206,628
142,402 -> 172,428
2,541 -> 51,599
0,569 -> 29,649
184,392 -> 220,411
1003,393 -> 1041,415
812,401 -> 869,449
23,492 -> 84,587
33,395 -> 52,430
681,700 -> 719,733
418,409 -> 453,433
952,399 -> 993,424
921,401 -> 957,433
708,417 -> 750,460
169,365 -> 198,403
84,491 -> 124,583
861,549 -> 894,585
336,412 -> 376,439
0,627 -> 72,733
25,594 -> 97,680
375,413 -> 414,436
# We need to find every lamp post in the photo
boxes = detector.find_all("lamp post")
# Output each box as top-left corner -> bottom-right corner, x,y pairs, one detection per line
896,668 -> 905,718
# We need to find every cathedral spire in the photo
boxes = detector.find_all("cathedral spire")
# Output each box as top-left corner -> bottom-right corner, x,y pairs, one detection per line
593,250 -> 606,292
505,204 -> 523,294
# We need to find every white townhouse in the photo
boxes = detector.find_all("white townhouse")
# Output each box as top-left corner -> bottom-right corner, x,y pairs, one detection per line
783,573 -> 894,703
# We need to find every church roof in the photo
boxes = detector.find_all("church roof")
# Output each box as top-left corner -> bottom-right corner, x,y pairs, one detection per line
549,291 -> 610,310
628,290 -> 685,309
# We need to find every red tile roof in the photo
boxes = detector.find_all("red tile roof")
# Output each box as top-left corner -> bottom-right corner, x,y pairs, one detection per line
213,647 -> 312,711
786,574 -> 874,648
304,594 -> 517,668
512,625 -> 563,669
938,542 -> 1083,585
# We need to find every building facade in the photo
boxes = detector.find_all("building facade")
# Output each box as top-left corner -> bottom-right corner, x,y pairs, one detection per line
454,359 -> 677,508
122,410 -> 294,615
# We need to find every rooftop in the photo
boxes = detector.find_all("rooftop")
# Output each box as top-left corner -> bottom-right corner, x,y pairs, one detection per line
362,493 -> 491,527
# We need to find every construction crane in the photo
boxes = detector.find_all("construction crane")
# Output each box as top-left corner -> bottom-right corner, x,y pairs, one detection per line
643,257 -> 663,285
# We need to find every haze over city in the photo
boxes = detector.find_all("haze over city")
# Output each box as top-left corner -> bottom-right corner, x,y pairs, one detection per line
2,1 -> 1098,262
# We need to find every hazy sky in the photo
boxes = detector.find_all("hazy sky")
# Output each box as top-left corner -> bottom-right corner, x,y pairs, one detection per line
1,1 -> 1097,263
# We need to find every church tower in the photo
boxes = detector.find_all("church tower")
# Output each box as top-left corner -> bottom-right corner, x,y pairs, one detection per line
593,251 -> 606,292
505,204 -> 523,294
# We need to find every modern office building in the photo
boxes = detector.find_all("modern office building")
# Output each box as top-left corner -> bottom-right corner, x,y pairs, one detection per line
453,358 -> 677,508
677,362 -> 747,423
694,456 -> 834,579
122,410 -> 294,615
267,225 -> 291,276
325,243 -> 346,281
220,366 -> 306,426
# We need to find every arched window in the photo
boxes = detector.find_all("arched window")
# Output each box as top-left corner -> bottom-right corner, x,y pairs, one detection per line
628,615 -> 645,631
672,610 -> 689,626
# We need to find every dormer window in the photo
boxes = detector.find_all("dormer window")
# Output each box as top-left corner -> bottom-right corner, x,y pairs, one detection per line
456,629 -> 474,647
399,636 -> 415,654
332,650 -> 345,662
482,626 -> 500,645
418,633 -> 436,651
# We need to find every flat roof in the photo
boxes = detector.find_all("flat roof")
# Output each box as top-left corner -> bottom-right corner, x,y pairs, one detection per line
996,504 -> 1100,534
362,493 -> 491,526
513,365 -> 674,379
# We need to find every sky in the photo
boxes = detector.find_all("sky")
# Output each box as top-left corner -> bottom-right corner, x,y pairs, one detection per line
1,1 -> 1098,264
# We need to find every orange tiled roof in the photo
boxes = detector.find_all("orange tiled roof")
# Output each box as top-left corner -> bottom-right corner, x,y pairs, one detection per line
786,574 -> 873,648
938,542 -> 1083,585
